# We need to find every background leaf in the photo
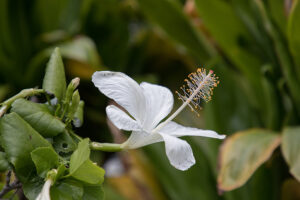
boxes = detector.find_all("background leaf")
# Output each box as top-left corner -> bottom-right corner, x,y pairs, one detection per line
218,129 -> 281,191
282,126 -> 300,181
288,0 -> 300,71
137,0 -> 213,62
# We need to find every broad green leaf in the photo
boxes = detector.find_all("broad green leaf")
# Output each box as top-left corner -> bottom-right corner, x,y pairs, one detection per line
22,177 -> 44,200
0,112 -> 51,181
11,98 -> 50,113
11,99 -> 65,137
0,151 -> 10,172
43,47 -> 66,101
31,147 -> 59,178
82,184 -> 104,200
69,138 -> 90,174
288,0 -> 300,69
68,139 -> 104,184
218,129 -> 281,191
71,160 -> 105,184
282,126 -> 300,181
137,0 -> 212,61
51,179 -> 84,200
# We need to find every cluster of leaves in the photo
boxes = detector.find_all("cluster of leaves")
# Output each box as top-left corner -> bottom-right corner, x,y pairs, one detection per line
1,0 -> 300,199
0,49 -> 104,200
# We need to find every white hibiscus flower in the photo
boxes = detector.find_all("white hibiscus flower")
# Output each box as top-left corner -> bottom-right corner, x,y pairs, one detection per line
36,179 -> 52,200
92,69 -> 225,170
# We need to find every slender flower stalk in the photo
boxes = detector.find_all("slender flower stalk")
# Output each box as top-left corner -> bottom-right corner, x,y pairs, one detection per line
92,69 -> 225,170
90,142 -> 123,152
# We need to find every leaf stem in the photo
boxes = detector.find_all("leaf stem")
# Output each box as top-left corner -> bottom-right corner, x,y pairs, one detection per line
0,88 -> 45,117
90,142 -> 123,152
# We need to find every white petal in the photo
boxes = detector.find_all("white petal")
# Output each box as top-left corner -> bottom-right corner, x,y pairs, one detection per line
106,105 -> 141,131
160,133 -> 195,170
121,131 -> 163,149
92,71 -> 146,123
159,121 -> 226,139
36,179 -> 52,200
140,82 -> 174,130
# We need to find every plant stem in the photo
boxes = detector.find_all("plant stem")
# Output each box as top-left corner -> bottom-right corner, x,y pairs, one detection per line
90,142 -> 123,152
0,171 -> 22,198
0,88 -> 45,117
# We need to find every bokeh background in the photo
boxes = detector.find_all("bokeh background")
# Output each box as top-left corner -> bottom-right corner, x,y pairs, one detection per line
1,0 -> 300,199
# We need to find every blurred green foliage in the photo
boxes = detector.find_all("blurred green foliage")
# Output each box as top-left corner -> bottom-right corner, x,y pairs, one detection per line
1,0 -> 300,199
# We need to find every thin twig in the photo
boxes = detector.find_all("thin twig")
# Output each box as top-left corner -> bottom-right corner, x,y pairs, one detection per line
0,171 -> 22,198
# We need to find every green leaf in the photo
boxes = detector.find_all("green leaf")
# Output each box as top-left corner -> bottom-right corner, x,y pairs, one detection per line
0,112 -> 51,182
11,99 -> 65,137
217,129 -> 281,191
282,126 -> 300,181
22,177 -> 44,200
69,139 -> 104,184
137,0 -> 212,61
82,184 -> 104,200
194,0 -> 265,108
288,0 -> 300,69
53,164 -> 67,183
57,36 -> 101,67
31,147 -> 59,178
0,151 -> 10,172
71,160 -> 105,184
69,138 -> 90,174
51,179 -> 84,200
43,47 -> 66,101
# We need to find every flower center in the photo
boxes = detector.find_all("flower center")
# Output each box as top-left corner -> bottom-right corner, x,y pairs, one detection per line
152,68 -> 219,133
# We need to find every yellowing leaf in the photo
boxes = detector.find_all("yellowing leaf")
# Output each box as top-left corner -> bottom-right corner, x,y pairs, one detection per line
282,126 -> 300,181
218,129 -> 281,191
